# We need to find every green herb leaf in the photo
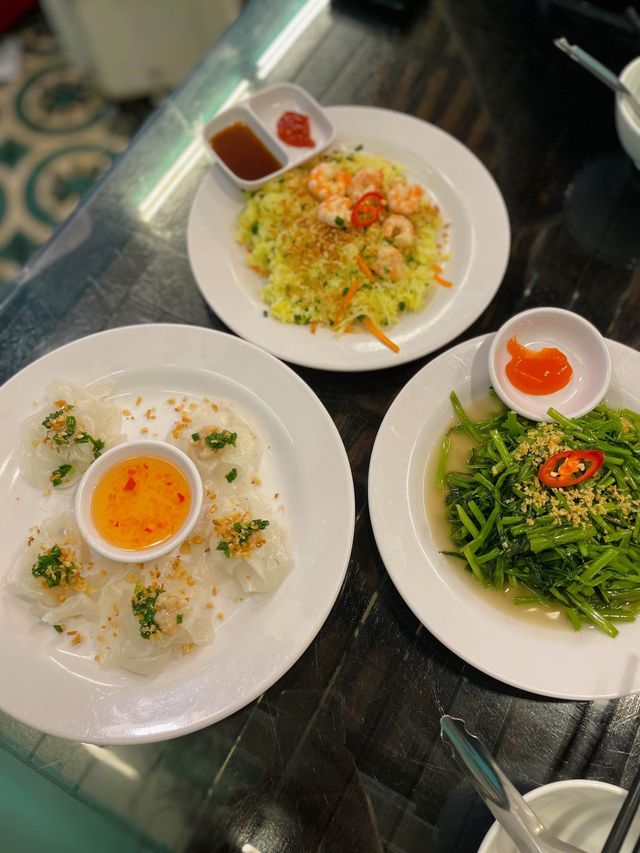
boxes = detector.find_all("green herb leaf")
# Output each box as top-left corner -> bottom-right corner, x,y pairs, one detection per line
225,468 -> 238,483
191,432 -> 201,442
74,431 -> 105,458
53,624 -> 64,633
335,216 -> 345,227
42,406 -> 70,429
204,430 -> 237,450
216,541 -> 231,558
176,613 -> 183,624
32,545 -> 77,588
50,463 -> 73,487
131,584 -> 163,639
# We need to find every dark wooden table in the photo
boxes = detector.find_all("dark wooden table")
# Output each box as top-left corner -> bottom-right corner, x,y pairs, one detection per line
2,1 -> 640,850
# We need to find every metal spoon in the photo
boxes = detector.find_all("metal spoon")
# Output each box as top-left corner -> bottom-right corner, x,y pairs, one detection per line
554,37 -> 640,121
440,716 -> 585,853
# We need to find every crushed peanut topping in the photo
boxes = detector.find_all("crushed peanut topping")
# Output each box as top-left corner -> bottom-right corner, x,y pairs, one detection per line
515,424 -> 640,527
213,512 -> 269,557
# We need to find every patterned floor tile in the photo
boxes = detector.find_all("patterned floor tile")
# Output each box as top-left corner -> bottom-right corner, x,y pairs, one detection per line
0,14 -> 150,292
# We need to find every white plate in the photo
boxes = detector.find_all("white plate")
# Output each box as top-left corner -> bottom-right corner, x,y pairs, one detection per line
188,106 -> 510,371
369,333 -> 640,700
0,324 -> 355,744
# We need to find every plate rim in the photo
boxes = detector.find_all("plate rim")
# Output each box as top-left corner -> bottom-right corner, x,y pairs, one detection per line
368,331 -> 640,700
187,104 -> 511,372
0,323 -> 356,743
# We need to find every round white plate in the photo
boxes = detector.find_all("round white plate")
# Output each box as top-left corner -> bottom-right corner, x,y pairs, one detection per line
0,324 -> 354,743
187,106 -> 510,371
479,780 -> 638,852
369,333 -> 640,700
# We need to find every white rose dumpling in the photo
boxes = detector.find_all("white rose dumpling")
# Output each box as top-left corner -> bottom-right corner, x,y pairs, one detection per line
20,380 -> 123,490
207,495 -> 292,594
169,400 -> 260,489
10,512 -> 121,625
96,551 -> 214,676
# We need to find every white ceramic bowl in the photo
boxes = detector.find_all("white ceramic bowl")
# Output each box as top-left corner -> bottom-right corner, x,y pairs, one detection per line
202,83 -> 335,190
488,307 -> 611,422
478,779 -> 640,852
616,56 -> 640,169
74,440 -> 203,563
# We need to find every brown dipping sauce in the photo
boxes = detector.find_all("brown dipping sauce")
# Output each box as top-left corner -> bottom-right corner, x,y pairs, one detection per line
210,121 -> 282,180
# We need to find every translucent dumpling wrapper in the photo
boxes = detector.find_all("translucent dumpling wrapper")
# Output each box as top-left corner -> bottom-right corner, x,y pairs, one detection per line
169,399 -> 261,492
96,550 -> 214,676
20,380 -> 123,490
10,512 -> 120,625
206,494 -> 292,595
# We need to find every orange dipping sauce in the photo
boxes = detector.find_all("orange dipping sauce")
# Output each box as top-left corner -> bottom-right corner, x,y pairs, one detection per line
505,336 -> 573,395
91,456 -> 191,551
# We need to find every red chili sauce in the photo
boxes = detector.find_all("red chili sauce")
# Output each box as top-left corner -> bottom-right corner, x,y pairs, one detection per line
505,336 -> 573,395
210,121 -> 282,180
276,111 -> 315,147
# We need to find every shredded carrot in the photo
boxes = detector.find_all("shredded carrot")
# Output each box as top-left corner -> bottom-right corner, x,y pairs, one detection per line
250,264 -> 267,277
361,316 -> 399,353
434,273 -> 453,287
344,325 -> 356,333
336,281 -> 360,324
310,321 -> 318,334
356,255 -> 374,281
432,263 -> 452,287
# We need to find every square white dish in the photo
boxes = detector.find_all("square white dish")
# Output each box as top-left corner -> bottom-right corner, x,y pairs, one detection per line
202,83 -> 335,190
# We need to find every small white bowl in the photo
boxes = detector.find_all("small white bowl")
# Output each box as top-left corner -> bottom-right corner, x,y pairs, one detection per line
616,56 -> 640,169
489,307 -> 611,422
478,779 -> 640,852
74,440 -> 203,563
202,82 -> 335,190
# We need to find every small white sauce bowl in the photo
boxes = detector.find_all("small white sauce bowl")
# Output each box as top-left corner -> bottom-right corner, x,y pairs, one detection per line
616,56 -> 640,169
478,779 -> 639,852
488,307 -> 611,422
74,440 -> 203,563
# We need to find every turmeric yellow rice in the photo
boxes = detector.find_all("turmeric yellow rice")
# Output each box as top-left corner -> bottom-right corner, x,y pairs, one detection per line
236,150 -> 449,350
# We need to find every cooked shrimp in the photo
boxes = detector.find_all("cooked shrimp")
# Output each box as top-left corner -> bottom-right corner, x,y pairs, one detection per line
317,195 -> 352,227
372,244 -> 404,281
308,162 -> 351,200
388,181 -> 423,215
382,214 -> 415,248
347,167 -> 383,201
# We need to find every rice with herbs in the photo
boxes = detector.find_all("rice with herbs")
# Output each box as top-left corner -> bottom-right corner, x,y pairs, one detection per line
236,151 -> 448,338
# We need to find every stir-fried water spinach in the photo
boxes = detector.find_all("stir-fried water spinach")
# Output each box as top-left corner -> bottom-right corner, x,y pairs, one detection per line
439,391 -> 640,637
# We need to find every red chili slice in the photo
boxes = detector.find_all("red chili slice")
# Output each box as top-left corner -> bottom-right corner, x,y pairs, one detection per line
276,111 -> 315,147
351,191 -> 384,228
538,449 -> 605,488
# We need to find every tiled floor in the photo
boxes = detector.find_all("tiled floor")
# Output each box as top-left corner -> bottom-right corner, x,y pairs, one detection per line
0,14 -> 150,292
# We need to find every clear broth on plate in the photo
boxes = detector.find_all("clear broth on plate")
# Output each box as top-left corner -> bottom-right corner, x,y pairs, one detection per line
423,394 -> 569,630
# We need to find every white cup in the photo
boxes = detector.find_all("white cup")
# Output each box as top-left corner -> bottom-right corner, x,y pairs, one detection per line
616,56 -> 640,168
